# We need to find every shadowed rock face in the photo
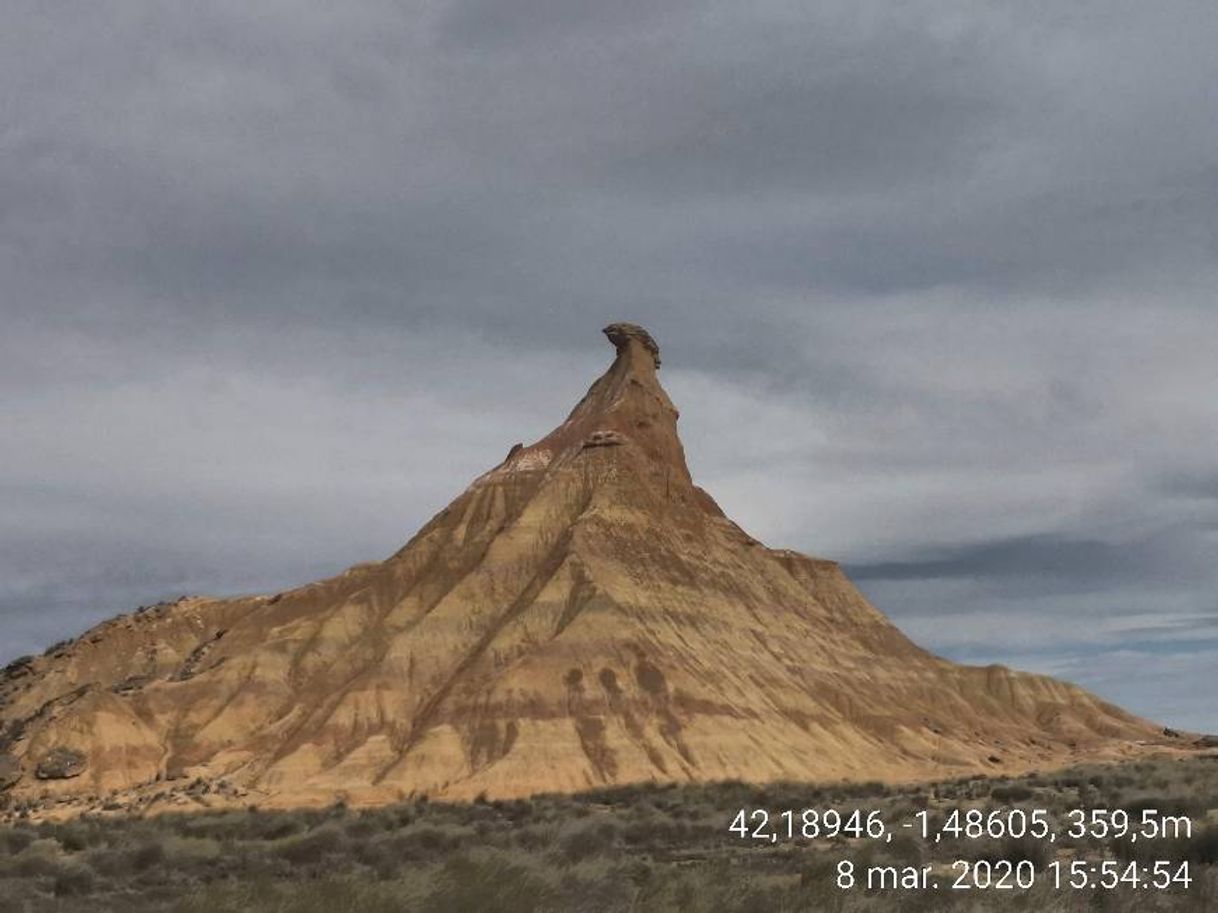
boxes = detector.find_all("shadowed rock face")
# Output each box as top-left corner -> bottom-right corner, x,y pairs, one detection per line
0,755 -> 20,790
0,324 -> 1183,815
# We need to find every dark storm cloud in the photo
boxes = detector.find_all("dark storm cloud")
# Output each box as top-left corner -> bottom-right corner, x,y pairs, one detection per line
438,0 -> 684,47
2,1 -> 1217,728
8,1 -> 1213,329
1160,470 -> 1218,501
848,528 -> 1199,589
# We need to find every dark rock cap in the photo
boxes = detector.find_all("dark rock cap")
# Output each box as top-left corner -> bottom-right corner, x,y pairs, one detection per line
602,322 -> 660,368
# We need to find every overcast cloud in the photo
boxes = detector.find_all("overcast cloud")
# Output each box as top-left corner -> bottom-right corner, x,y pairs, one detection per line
2,1 -> 1216,731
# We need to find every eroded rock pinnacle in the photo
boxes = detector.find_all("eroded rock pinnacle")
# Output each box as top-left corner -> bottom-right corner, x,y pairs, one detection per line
602,322 -> 661,368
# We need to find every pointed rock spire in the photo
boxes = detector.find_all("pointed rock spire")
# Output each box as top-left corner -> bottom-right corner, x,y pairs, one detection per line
484,322 -> 690,486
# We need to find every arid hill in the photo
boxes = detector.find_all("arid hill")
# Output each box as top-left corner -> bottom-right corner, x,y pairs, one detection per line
0,323 -> 1188,817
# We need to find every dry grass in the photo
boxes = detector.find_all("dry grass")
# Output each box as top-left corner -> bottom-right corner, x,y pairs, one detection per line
0,756 -> 1214,911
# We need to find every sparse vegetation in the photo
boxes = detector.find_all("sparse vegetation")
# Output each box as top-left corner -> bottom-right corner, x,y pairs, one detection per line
0,757 -> 1214,911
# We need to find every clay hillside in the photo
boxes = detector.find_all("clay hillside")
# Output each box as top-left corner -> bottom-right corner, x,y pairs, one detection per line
0,324 -> 1188,817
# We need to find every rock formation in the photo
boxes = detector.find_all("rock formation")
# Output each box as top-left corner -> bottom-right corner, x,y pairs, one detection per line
0,323 -> 1182,815
34,747 -> 87,780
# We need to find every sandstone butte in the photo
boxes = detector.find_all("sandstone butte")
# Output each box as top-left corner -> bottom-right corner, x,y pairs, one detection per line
0,323 -> 1195,818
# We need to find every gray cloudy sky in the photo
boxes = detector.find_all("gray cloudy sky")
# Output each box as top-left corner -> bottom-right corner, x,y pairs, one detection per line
3,1 -> 1216,731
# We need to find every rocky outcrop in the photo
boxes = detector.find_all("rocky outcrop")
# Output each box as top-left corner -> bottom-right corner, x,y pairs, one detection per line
0,323 -> 1186,816
169,629 -> 227,682
583,430 -> 627,448
35,747 -> 87,780
111,674 -> 153,695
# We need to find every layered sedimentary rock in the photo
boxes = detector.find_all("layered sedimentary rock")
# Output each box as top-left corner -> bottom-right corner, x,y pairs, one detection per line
0,323 -> 1178,814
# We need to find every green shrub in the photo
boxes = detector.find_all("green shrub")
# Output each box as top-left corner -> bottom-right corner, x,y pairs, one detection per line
425,850 -> 552,913
557,819 -> 619,864
52,862 -> 96,896
1188,825 -> 1218,865
258,816 -> 305,841
131,840 -> 166,872
0,827 -> 34,855
14,839 -> 62,877
274,824 -> 345,865
884,832 -> 923,867
55,824 -> 90,852
512,823 -> 557,852
990,785 -> 1033,803
390,824 -> 465,860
